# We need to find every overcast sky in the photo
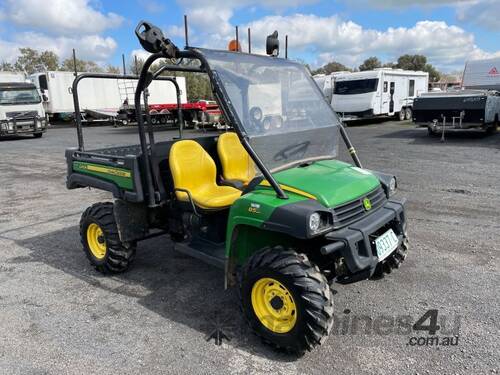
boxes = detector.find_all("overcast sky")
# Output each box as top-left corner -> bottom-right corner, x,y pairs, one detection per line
0,0 -> 499,72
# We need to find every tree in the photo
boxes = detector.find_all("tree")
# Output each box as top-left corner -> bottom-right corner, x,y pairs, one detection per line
60,57 -> 103,72
106,65 -> 120,74
13,48 -> 58,74
395,54 -> 440,82
359,57 -> 381,71
0,61 -> 14,71
312,61 -> 351,75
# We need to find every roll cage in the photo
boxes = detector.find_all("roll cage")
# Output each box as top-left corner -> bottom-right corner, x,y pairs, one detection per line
72,46 -> 363,207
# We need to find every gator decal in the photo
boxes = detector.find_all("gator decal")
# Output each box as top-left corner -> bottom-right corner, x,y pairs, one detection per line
73,161 -> 134,190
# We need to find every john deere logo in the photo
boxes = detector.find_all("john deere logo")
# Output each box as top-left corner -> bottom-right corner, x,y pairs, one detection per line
363,197 -> 372,211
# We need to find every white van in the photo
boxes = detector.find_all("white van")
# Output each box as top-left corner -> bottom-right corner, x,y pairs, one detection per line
0,81 -> 47,138
331,69 -> 429,121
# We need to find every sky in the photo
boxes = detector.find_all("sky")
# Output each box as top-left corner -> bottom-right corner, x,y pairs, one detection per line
0,0 -> 499,73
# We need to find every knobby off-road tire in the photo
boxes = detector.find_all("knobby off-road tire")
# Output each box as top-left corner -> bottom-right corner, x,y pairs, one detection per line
80,202 -> 136,274
239,247 -> 334,355
372,236 -> 409,278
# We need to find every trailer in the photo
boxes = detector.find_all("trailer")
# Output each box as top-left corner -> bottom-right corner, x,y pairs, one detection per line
29,71 -> 187,124
412,58 -> 500,136
413,89 -> 500,136
331,69 -> 429,122
146,100 -> 224,128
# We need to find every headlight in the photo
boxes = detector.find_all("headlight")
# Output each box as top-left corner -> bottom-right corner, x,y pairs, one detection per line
309,213 -> 321,232
36,120 -> 42,128
7,121 -> 14,131
389,177 -> 397,195
308,212 -> 333,236
0,122 -> 7,131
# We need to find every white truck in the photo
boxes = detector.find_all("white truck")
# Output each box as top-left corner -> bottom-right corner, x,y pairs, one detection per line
29,71 -> 187,124
0,72 -> 47,138
331,69 -> 429,121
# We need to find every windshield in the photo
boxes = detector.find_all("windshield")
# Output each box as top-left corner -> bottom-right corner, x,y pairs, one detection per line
334,78 -> 379,95
0,88 -> 41,105
200,49 -> 341,172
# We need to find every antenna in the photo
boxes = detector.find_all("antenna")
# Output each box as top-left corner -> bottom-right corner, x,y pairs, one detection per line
184,14 -> 189,47
122,54 -> 126,75
72,49 -> 77,76
285,35 -> 288,59
248,28 -> 251,54
235,26 -> 239,52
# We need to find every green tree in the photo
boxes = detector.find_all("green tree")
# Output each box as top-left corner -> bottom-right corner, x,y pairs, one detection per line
312,61 -> 351,75
359,57 -> 381,71
60,57 -> 103,73
0,61 -> 14,71
13,48 -> 58,74
395,54 -> 440,82
105,65 -> 120,74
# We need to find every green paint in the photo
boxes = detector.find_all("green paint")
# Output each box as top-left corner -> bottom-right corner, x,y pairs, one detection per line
266,160 -> 380,207
73,161 -> 134,190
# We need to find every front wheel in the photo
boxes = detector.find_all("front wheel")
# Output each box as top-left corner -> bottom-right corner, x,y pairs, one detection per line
239,247 -> 334,355
485,121 -> 498,135
398,110 -> 406,121
33,132 -> 43,138
80,202 -> 136,274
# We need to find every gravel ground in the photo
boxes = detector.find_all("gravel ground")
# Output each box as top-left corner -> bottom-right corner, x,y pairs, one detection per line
0,122 -> 498,375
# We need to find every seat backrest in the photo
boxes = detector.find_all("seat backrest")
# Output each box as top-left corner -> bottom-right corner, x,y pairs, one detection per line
217,132 -> 256,183
169,140 -> 217,200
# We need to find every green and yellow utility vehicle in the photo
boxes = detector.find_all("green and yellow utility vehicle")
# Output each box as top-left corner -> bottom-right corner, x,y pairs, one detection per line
66,21 -> 409,354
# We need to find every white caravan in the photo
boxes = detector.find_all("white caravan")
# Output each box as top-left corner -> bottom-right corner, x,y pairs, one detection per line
313,72 -> 349,104
29,71 -> 187,120
331,69 -> 429,121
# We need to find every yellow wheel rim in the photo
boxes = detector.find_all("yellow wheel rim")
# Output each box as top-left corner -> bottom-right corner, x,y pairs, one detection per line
251,277 -> 297,333
86,223 -> 106,260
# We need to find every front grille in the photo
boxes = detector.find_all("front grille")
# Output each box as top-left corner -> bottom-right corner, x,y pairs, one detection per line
6,110 -> 38,120
332,186 -> 386,229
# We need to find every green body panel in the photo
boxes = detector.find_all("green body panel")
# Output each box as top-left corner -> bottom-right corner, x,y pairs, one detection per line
73,161 -> 134,190
225,189 -> 308,263
268,160 -> 380,207
225,160 -> 381,265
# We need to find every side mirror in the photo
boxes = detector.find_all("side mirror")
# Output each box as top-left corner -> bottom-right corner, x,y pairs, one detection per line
266,31 -> 279,57
42,94 -> 48,102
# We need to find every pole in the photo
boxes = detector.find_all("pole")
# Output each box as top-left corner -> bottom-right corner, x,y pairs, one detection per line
72,49 -> 78,77
122,54 -> 126,75
184,15 -> 189,47
338,124 -> 362,168
235,26 -> 239,52
285,35 -> 288,59
248,28 -> 251,54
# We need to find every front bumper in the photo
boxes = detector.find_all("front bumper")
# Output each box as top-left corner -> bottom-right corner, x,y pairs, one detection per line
324,198 -> 407,279
0,117 -> 47,136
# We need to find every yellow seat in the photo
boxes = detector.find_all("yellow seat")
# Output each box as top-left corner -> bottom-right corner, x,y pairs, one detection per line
217,132 -> 256,185
169,140 -> 241,210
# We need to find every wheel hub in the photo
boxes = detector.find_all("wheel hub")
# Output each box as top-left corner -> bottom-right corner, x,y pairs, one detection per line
251,277 -> 297,333
87,223 -> 107,260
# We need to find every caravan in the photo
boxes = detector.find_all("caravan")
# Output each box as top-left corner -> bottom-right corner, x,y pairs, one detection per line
331,69 -> 428,121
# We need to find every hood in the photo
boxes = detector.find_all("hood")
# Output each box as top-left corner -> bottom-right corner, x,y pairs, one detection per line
332,92 -> 376,113
268,159 -> 381,208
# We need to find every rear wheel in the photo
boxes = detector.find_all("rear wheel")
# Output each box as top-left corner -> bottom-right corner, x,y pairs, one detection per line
485,120 -> 498,135
405,107 -> 413,121
239,247 -> 334,355
80,202 -> 136,274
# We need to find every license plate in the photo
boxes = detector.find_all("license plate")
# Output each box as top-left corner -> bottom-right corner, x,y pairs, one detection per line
375,229 -> 399,262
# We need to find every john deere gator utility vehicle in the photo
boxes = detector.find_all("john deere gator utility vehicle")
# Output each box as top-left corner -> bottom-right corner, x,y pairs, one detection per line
66,21 -> 409,354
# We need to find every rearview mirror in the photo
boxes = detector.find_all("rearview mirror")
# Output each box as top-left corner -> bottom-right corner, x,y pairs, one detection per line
266,31 -> 279,57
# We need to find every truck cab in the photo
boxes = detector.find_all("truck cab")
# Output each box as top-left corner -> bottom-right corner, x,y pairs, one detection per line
0,82 -> 47,138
